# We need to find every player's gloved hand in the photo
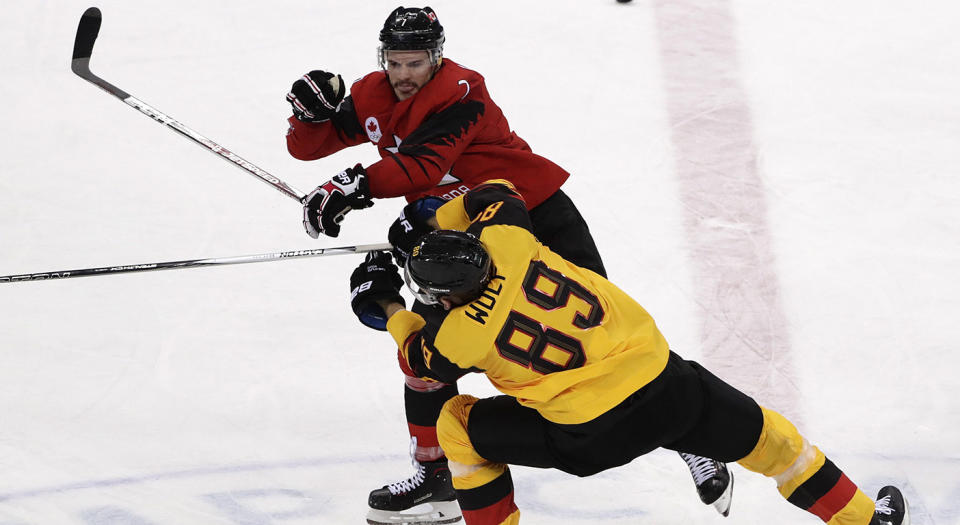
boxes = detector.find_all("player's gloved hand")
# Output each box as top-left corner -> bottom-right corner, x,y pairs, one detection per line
387,197 -> 445,265
350,251 -> 405,331
302,164 -> 374,238
286,70 -> 345,123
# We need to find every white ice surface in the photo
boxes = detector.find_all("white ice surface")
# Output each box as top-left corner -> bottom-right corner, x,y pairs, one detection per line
1,1 -> 957,524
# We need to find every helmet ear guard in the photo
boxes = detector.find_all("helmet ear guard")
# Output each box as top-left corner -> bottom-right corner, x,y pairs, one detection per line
378,6 -> 445,70
404,230 -> 492,306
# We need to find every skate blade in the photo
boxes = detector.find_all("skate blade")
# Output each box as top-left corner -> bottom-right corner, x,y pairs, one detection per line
710,471 -> 734,517
366,501 -> 462,525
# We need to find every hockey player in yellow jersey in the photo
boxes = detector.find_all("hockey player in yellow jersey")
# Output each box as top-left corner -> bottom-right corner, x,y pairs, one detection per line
347,180 -> 910,525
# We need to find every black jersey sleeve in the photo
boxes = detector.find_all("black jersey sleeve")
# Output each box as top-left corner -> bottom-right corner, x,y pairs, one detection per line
393,303 -> 479,384
462,181 -> 534,236
405,333 -> 480,383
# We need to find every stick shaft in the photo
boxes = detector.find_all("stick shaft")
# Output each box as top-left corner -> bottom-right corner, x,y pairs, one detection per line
71,7 -> 306,203
0,243 -> 392,284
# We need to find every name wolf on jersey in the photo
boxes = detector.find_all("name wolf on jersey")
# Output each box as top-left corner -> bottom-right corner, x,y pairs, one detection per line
464,273 -> 505,326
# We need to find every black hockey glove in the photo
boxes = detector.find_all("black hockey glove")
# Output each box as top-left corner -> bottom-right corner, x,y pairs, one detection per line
350,251 -> 406,331
387,197 -> 445,265
303,164 -> 374,238
286,70 -> 346,123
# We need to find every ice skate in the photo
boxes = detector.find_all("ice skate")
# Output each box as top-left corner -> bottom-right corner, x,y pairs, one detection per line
366,458 -> 462,525
870,485 -> 910,525
679,452 -> 734,516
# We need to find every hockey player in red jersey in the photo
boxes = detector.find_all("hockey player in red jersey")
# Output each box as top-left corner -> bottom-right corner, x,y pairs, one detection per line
285,6 -> 730,524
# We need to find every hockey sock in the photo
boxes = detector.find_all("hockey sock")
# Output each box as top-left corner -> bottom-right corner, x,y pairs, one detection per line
405,381 -> 459,462
781,457 -> 876,524
437,394 -> 520,525
454,468 -> 520,525
738,407 -> 875,524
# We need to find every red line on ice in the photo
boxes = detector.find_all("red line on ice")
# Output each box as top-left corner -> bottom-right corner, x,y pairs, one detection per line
653,0 -> 802,421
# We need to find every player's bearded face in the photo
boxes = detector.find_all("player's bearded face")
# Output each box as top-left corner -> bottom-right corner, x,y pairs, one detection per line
385,50 -> 436,101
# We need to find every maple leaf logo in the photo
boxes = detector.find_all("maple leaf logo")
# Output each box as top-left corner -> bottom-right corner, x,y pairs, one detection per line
364,117 -> 383,143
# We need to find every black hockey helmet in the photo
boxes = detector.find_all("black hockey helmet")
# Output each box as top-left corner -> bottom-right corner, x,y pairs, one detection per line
404,230 -> 491,306
378,6 -> 445,69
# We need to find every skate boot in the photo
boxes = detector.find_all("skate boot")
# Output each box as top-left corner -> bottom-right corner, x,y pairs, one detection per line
366,458 -> 462,525
870,486 -> 910,525
679,452 -> 734,517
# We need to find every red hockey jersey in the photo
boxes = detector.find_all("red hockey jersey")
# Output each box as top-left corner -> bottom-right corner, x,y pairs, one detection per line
286,59 -> 568,208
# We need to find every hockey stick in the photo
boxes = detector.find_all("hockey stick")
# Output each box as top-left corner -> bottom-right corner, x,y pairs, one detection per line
71,7 -> 306,203
0,243 -> 393,284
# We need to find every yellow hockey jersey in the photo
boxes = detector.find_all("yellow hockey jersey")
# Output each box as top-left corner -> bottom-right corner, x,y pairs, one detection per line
387,181 -> 670,425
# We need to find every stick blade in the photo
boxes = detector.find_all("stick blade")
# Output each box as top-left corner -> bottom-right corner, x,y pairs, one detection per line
71,7 -> 101,73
